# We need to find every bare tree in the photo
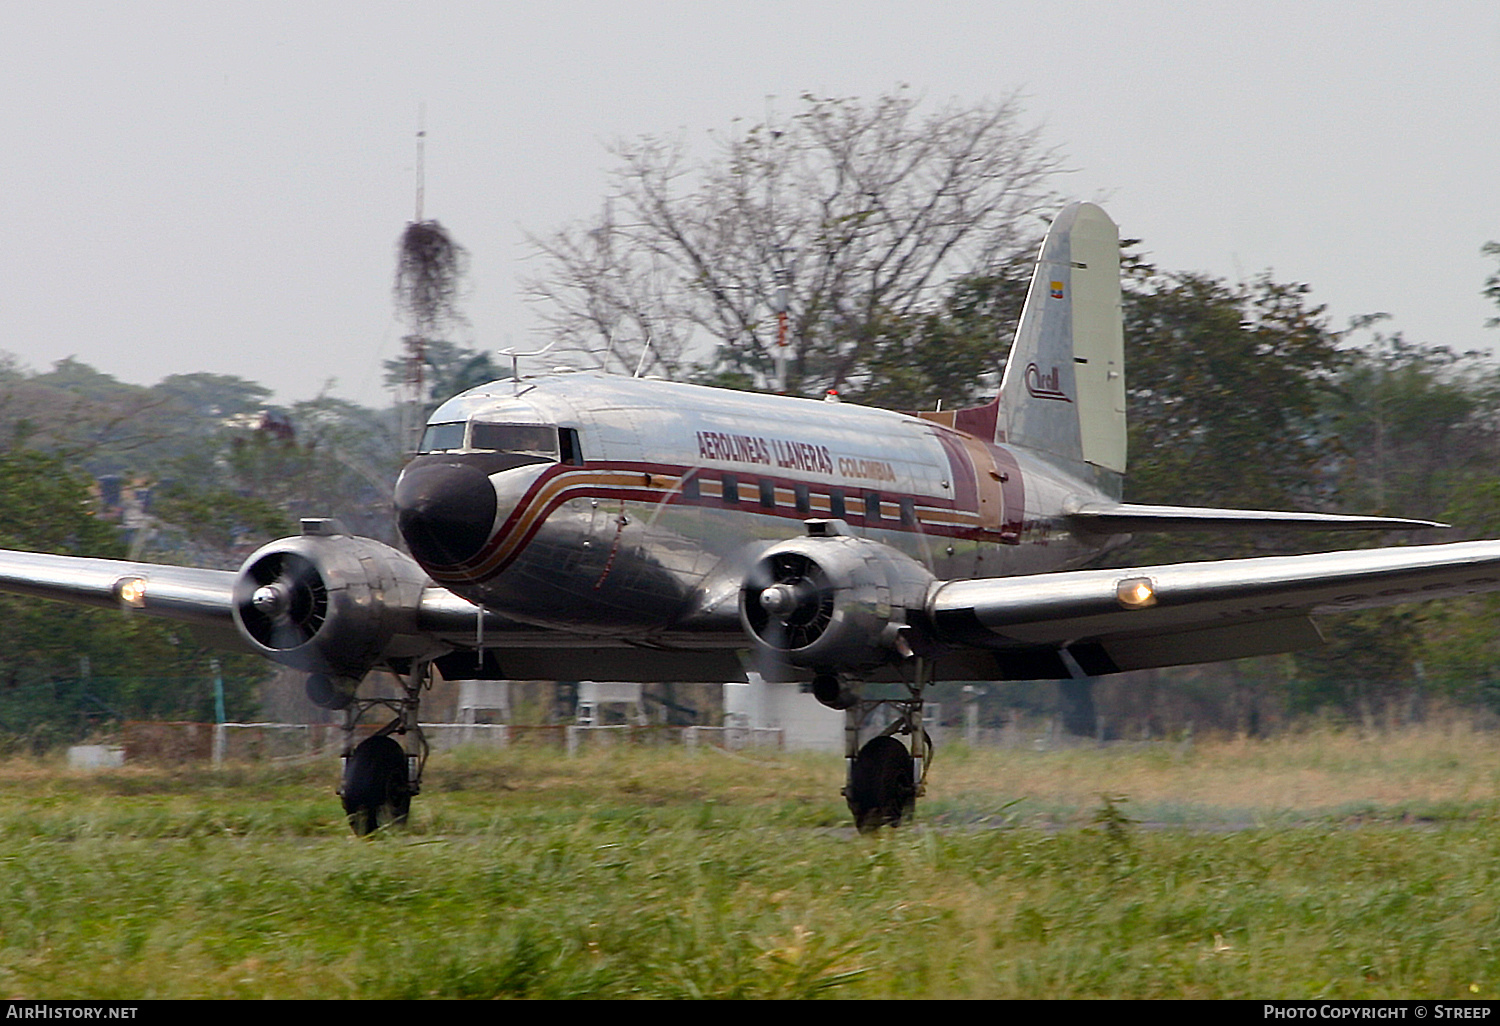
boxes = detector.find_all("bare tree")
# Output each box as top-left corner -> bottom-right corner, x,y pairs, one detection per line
526,88 -> 1068,395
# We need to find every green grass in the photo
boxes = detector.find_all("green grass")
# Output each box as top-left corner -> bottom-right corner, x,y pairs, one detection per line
2,727 -> 1499,998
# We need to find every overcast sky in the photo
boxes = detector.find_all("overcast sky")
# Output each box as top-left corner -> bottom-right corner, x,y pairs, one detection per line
2,1 -> 1497,407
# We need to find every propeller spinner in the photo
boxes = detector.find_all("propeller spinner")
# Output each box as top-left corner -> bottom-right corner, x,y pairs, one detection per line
236,551 -> 328,651
743,550 -> 835,652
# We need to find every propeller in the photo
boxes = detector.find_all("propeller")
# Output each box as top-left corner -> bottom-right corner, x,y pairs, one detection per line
743,551 -> 834,652
236,551 -> 329,651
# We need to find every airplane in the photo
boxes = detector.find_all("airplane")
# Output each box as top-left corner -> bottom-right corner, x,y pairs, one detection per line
3,200 -> 1498,834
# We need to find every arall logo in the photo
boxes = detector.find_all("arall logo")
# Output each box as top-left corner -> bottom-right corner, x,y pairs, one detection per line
1024,363 -> 1071,402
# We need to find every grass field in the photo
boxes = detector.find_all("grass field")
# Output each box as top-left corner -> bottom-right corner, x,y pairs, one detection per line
3,724 -> 1499,999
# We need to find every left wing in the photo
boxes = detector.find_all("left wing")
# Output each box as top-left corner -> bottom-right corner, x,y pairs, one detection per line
929,539 -> 1500,679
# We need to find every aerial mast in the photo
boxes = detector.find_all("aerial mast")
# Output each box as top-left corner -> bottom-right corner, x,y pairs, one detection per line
393,105 -> 468,453
400,111 -> 427,452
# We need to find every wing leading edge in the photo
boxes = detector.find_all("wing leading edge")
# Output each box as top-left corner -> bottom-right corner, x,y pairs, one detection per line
930,539 -> 1500,678
1063,501 -> 1445,534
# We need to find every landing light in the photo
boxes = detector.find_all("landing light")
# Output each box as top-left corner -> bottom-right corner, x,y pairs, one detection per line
1115,576 -> 1157,609
115,576 -> 147,609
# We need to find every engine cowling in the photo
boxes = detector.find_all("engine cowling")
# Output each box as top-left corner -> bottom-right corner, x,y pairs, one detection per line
231,521 -> 436,686
739,524 -> 936,679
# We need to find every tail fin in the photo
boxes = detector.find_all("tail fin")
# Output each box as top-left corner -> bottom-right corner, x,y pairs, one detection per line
998,201 -> 1126,475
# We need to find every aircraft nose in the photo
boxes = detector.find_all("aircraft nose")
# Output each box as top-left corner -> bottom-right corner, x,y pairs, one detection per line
394,460 -> 498,568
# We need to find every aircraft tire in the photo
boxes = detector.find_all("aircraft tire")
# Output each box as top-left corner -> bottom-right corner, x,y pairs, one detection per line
342,735 -> 410,836
847,735 -> 915,833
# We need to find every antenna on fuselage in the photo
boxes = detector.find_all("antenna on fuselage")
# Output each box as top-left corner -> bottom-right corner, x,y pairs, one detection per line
500,339 -> 563,393
633,334 -> 654,378
601,330 -> 617,373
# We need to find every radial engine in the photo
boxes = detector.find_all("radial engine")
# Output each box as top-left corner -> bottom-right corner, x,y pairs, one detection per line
738,521 -> 936,689
231,520 -> 436,709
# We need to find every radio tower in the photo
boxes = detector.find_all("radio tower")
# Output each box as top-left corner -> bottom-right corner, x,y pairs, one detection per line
394,106 -> 468,452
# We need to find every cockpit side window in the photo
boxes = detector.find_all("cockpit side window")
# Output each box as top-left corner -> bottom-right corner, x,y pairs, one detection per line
419,422 -> 466,453
559,428 -> 583,466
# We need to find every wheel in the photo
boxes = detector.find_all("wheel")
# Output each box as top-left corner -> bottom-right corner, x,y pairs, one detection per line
846,735 -> 916,833
342,735 -> 410,836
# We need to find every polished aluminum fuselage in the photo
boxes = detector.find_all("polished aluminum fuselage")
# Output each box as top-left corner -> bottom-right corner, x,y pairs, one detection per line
408,373 -> 1123,641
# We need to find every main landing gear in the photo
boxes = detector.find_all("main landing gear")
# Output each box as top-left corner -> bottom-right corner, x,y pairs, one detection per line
333,660 -> 432,836
342,735 -> 410,835
814,666 -> 933,833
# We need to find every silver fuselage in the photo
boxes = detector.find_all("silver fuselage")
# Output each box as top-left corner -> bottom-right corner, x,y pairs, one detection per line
396,373 -> 1123,642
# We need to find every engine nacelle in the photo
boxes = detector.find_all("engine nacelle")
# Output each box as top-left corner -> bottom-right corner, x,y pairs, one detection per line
739,524 -> 936,678
231,520 -> 436,681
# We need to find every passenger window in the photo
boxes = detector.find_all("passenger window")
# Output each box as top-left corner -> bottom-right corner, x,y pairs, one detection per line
794,484 -> 811,514
829,488 -> 846,519
899,497 -> 917,526
864,491 -> 882,522
680,472 -> 700,501
758,479 -> 776,508
722,474 -> 740,505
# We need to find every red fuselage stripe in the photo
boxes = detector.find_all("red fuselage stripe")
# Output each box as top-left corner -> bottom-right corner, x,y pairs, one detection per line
421,459 -> 1021,584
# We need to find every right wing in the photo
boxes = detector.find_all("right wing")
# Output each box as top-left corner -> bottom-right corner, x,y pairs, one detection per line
0,549 -> 239,626
0,542 -> 749,684
929,539 -> 1500,679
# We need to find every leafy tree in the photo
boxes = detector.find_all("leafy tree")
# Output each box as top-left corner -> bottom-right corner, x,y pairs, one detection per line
527,88 -> 1065,394
1311,334 -> 1500,720
0,449 -> 123,554
1324,332 -> 1500,528
148,402 -> 402,551
0,357 -> 171,470
1287,609 -> 1424,725
0,449 -> 263,744
153,372 -> 274,421
830,260 -> 1033,410
382,339 -> 505,413
145,478 -> 293,568
1120,269 -> 1351,561
1091,269 -> 1462,732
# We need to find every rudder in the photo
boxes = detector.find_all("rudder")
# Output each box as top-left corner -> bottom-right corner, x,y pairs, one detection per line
997,202 -> 1126,475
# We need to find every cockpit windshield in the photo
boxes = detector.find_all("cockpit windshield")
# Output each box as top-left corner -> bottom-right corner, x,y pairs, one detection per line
469,423 -> 559,458
419,422 -> 466,453
418,421 -> 580,463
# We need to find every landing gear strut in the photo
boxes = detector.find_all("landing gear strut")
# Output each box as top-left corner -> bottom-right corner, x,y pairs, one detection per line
830,662 -> 933,833
336,660 -> 432,836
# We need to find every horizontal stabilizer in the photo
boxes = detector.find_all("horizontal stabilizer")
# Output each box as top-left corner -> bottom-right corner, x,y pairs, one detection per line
1063,501 -> 1445,534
